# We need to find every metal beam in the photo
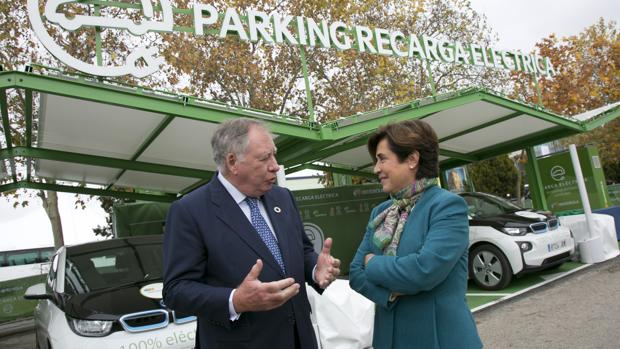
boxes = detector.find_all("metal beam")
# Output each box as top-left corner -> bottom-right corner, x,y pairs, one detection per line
1,89 -> 13,149
1,147 -> 213,179
438,149 -> 478,162
180,177 -> 213,195
480,94 -> 584,131
525,147 -> 548,210
0,72 -> 321,140
0,181 -> 177,202
25,89 -> 33,182
582,106 -> 620,130
439,126 -> 579,170
107,114 -> 176,189
282,136 -> 369,167
277,140 -> 335,165
438,111 -> 523,143
0,88 -> 17,182
285,163 -> 376,180
320,92 -> 483,140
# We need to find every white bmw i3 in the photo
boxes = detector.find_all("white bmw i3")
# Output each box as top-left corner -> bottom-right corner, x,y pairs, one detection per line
461,192 -> 576,290
24,235 -> 196,349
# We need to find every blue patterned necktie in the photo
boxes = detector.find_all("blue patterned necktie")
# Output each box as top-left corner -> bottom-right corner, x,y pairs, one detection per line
246,197 -> 286,273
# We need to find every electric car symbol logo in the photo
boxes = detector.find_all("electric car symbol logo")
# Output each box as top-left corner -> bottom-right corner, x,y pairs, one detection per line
303,223 -> 324,254
550,165 -> 566,182
27,0 -> 173,78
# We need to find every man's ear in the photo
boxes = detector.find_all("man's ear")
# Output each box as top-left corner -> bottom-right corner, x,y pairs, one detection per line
226,153 -> 237,175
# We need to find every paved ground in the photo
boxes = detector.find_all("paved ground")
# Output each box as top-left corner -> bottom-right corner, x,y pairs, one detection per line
0,330 -> 34,349
2,255 -> 619,348
475,255 -> 620,348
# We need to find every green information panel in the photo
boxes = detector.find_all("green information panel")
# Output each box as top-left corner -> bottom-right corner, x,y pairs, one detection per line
609,184 -> 620,207
0,274 -> 45,323
113,202 -> 170,237
538,145 -> 611,212
293,185 -> 386,275
113,185 -> 388,274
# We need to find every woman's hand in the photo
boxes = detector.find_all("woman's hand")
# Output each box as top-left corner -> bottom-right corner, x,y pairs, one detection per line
364,253 -> 375,267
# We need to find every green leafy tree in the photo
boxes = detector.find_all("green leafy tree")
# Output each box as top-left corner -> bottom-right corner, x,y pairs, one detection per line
468,155 -> 520,199
513,19 -> 620,183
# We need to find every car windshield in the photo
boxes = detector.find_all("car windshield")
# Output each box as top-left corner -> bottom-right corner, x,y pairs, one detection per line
63,241 -> 163,295
462,193 -> 522,218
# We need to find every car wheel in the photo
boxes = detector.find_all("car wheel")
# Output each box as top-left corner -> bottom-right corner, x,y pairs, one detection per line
469,244 -> 512,290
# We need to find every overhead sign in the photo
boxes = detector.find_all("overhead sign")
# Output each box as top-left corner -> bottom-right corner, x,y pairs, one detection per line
28,1 -> 557,78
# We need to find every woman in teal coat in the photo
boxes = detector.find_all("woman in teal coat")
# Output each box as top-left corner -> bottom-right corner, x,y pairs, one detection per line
349,120 -> 482,349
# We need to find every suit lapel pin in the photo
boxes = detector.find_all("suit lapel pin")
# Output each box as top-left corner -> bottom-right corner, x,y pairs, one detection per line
274,207 -> 282,213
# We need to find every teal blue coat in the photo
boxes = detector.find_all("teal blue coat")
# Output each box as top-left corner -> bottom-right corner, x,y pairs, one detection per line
349,186 -> 482,349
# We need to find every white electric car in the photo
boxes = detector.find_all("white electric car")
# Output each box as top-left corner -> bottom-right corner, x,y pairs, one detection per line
24,235 -> 196,349
460,192 -> 575,290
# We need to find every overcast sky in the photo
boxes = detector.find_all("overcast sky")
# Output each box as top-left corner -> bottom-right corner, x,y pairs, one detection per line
469,0 -> 620,52
2,1 -> 620,252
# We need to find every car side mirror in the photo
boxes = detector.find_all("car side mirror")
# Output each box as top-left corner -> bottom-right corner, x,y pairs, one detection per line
24,283 -> 52,300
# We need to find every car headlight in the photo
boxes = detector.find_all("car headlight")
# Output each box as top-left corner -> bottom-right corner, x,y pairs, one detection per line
67,317 -> 113,337
501,227 -> 528,236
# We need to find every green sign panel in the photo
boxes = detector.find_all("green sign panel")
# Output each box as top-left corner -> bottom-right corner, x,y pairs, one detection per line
609,184 -> 620,207
113,202 -> 170,237
113,185 -> 388,274
293,185 -> 386,274
538,145 -> 611,212
0,274 -> 45,323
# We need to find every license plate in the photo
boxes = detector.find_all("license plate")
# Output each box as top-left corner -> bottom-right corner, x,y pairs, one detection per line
547,239 -> 567,252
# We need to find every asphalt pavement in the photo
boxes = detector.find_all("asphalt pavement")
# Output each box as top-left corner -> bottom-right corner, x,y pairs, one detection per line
2,255 -> 619,348
475,255 -> 620,348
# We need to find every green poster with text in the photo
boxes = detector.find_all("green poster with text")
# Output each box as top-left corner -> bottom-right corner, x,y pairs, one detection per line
293,185 -> 386,275
538,146 -> 611,212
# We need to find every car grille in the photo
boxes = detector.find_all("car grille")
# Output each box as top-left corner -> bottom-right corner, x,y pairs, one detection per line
119,309 -> 169,333
172,311 -> 197,324
530,222 -> 548,234
548,219 -> 559,230
530,219 -> 560,234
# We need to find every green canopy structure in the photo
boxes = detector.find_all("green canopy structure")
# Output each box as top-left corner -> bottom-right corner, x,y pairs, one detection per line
1,67 -> 619,204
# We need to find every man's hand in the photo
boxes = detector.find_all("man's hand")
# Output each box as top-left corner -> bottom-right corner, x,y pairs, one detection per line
314,238 -> 341,289
233,259 -> 300,313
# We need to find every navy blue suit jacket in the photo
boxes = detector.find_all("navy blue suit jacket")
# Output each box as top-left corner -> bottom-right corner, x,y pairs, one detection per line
163,176 -> 319,349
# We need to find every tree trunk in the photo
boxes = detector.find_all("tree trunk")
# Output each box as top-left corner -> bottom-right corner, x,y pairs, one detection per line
40,190 -> 64,249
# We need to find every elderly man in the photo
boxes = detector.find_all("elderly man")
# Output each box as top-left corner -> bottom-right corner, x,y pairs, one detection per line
163,118 -> 340,349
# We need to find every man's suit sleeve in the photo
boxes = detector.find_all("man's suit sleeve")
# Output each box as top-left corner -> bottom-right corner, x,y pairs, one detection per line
163,200 -> 233,327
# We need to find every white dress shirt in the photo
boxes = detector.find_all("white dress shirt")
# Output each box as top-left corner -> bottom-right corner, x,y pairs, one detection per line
218,173 -> 318,321
218,173 -> 276,321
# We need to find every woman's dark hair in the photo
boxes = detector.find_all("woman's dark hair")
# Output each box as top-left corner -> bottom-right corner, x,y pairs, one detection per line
367,120 -> 439,179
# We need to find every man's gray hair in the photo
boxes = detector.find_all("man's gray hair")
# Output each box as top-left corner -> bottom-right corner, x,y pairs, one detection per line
211,118 -> 269,172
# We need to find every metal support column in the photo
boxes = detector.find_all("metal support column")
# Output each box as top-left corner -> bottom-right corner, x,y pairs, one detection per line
524,147 -> 548,210
299,46 -> 315,122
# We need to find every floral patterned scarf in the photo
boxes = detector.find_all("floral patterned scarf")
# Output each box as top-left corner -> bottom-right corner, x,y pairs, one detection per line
371,178 -> 438,256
